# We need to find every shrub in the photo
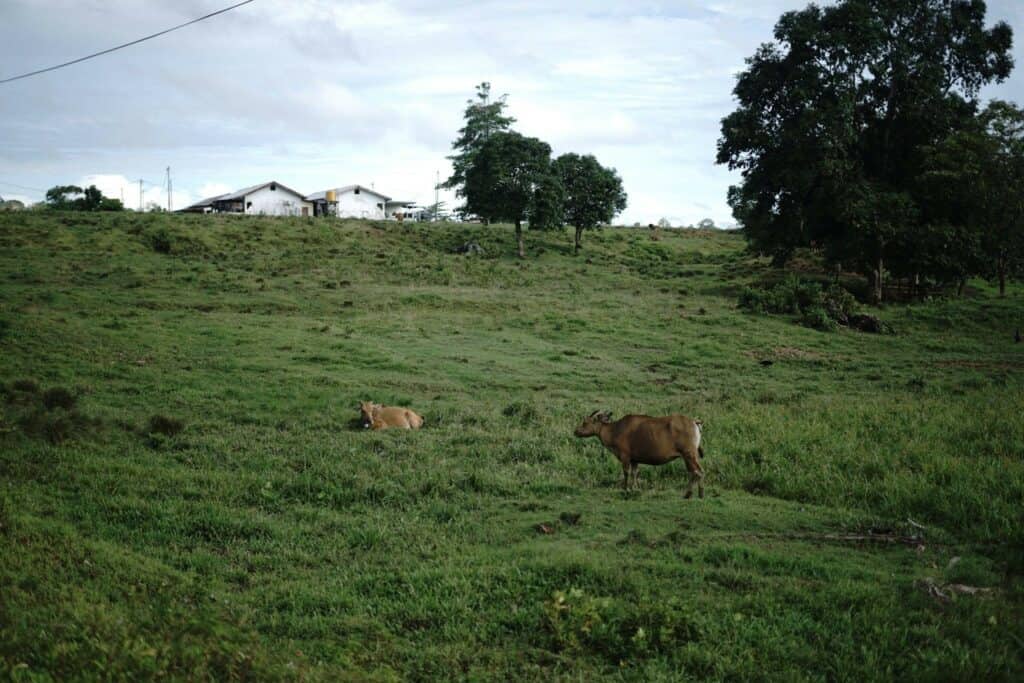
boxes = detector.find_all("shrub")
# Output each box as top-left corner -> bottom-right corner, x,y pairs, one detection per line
822,284 -> 858,324
148,229 -> 173,254
18,408 -> 100,444
740,277 -> 863,332
738,276 -> 822,315
10,379 -> 39,394
41,387 -> 77,411
801,305 -> 838,332
147,414 -> 184,437
502,401 -> 539,423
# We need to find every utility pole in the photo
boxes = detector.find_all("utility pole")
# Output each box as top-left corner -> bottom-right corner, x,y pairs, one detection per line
166,166 -> 172,212
434,170 -> 440,222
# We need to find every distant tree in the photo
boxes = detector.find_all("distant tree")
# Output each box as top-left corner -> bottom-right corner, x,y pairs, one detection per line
145,201 -> 167,213
45,185 -> 83,209
464,131 -> 563,258
717,0 -> 1013,299
443,82 -> 517,218
424,200 -> 449,222
44,184 -> 122,211
553,153 -> 627,253
697,218 -> 716,230
657,218 -> 671,229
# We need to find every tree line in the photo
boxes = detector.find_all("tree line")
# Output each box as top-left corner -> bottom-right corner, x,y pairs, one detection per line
443,83 -> 628,257
717,0 -> 1022,300
44,185 -> 124,212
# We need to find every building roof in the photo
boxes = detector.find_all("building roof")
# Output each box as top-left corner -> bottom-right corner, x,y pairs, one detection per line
184,181 -> 307,210
306,184 -> 391,201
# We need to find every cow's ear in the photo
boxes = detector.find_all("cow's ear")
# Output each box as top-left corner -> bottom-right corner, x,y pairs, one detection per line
599,411 -> 612,423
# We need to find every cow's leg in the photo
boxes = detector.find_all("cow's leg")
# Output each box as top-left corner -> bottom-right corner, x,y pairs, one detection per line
621,462 -> 631,491
629,463 -> 640,490
683,451 -> 704,499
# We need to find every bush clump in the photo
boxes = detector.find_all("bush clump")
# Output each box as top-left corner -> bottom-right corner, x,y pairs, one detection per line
10,379 -> 39,393
147,414 -> 185,437
502,401 -> 539,424
739,277 -> 875,332
41,387 -> 77,411
147,228 -> 173,254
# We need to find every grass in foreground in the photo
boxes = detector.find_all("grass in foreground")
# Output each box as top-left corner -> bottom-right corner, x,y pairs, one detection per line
1,212 -> 1022,680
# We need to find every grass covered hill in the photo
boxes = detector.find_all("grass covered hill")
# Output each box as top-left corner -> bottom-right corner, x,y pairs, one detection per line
1,212 -> 1023,680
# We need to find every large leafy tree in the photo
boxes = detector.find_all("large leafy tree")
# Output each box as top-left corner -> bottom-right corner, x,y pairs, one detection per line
553,153 -> 627,253
464,131 -> 563,258
717,0 -> 1013,301
443,82 -> 516,218
920,100 -> 1024,296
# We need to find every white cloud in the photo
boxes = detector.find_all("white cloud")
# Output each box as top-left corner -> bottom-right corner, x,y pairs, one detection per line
79,174 -> 192,211
197,182 -> 231,199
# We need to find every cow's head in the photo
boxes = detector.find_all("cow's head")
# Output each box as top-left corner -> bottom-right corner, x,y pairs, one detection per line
358,401 -> 380,429
574,410 -> 612,437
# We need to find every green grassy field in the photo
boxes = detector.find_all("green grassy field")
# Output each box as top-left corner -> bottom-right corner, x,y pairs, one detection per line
1,212 -> 1022,681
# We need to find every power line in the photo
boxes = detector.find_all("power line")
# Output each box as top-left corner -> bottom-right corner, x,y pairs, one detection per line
0,0 -> 256,85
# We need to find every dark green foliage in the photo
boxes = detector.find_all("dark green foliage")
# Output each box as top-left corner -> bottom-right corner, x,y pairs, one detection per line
464,131 -> 564,258
10,379 -> 39,394
740,277 -> 862,332
738,276 -> 823,315
920,100 -> 1024,296
40,387 -> 76,411
146,414 -> 184,437
554,153 -> 628,253
45,184 -> 124,212
801,305 -> 839,332
17,406 -> 100,444
148,228 -> 173,254
718,0 -> 1014,298
443,82 -> 517,214
502,401 -> 539,424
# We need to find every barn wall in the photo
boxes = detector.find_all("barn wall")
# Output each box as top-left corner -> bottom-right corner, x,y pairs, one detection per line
336,189 -> 387,219
244,185 -> 313,216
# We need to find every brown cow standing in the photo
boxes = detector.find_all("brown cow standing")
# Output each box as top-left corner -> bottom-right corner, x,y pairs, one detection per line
574,410 -> 705,497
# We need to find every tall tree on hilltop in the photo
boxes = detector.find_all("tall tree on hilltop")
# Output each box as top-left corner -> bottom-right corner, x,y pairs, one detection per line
464,131 -> 563,258
443,82 -> 516,218
717,0 -> 1013,301
553,153 -> 627,253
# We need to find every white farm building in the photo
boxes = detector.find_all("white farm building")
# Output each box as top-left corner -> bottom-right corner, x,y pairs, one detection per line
183,181 -> 313,216
183,181 -> 423,220
307,185 -> 419,220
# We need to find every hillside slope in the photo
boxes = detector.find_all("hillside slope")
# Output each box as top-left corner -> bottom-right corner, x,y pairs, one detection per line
1,213 -> 1022,680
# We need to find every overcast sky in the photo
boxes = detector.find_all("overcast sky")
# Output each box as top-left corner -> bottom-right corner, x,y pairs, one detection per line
2,0 -> 1023,225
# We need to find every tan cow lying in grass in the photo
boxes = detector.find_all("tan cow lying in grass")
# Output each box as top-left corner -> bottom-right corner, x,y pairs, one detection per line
359,401 -> 424,430
574,410 -> 705,497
